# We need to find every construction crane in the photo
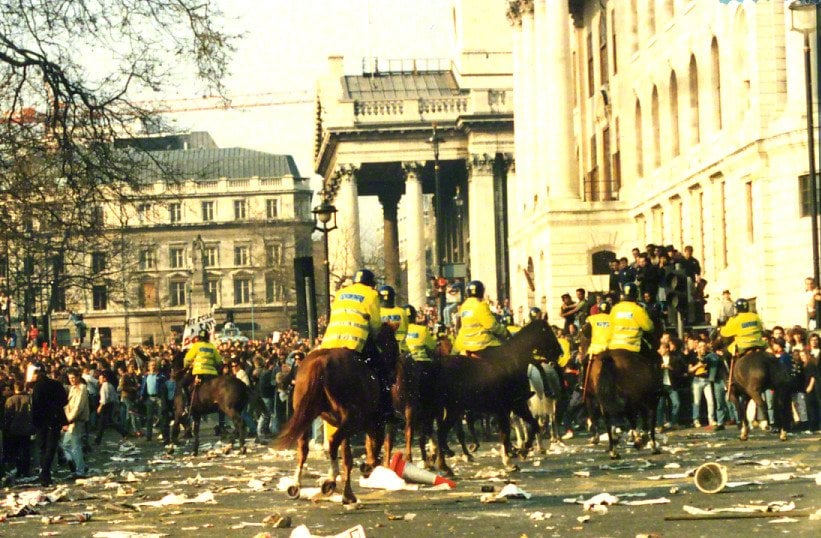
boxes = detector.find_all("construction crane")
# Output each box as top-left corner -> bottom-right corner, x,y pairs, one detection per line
140,90 -> 314,114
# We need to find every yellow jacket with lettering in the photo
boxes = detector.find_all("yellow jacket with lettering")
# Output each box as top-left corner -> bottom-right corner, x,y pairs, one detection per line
405,323 -> 436,361
720,312 -> 766,354
608,301 -> 654,352
453,297 -> 506,353
381,306 -> 409,352
183,340 -> 223,376
321,283 -> 382,353
586,312 -> 612,355
557,337 -> 571,367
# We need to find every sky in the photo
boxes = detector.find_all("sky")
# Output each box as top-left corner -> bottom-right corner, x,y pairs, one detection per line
161,0 -> 455,182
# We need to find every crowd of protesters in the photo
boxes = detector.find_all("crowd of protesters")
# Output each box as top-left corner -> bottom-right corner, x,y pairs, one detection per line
0,327 -> 312,486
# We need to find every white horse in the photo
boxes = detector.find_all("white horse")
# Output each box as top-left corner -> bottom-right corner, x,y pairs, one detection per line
513,362 -> 561,452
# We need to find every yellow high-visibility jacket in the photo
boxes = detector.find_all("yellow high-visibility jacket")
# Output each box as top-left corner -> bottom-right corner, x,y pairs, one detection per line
381,306 -> 409,352
608,301 -> 653,352
720,312 -> 766,354
321,283 -> 382,353
184,341 -> 223,376
586,312 -> 612,355
453,297 -> 506,353
405,323 -> 436,361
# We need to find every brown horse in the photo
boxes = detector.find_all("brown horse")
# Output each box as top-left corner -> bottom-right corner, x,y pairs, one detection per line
724,347 -> 791,442
275,324 -> 399,505
586,347 -> 663,459
383,352 -> 426,463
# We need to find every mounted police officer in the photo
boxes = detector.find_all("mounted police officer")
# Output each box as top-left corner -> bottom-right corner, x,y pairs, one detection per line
719,298 -> 766,357
183,329 -> 223,391
379,285 -> 409,353
404,305 -> 436,363
452,280 -> 508,356
584,301 -> 612,358
321,269 -> 396,421
608,282 -> 654,356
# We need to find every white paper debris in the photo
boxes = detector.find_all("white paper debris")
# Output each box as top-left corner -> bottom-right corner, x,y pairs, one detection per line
495,483 -> 532,499
582,493 -> 619,510
134,491 -> 216,508
768,517 -> 798,524
358,466 -> 414,491
529,511 -> 552,521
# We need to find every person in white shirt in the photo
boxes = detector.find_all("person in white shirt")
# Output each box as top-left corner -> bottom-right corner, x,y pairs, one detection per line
62,368 -> 89,477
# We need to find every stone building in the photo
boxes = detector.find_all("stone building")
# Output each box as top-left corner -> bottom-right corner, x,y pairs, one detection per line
507,0 -> 815,326
52,132 -> 313,346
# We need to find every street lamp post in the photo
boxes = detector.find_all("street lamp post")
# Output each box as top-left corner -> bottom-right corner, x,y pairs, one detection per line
791,0 -> 821,289
312,201 -> 338,321
429,123 -> 446,324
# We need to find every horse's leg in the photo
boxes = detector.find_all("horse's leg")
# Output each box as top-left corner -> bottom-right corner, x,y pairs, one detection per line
646,400 -> 661,455
748,390 -> 769,435
602,408 -> 619,459
455,418 -> 474,461
287,429 -> 311,499
729,387 -> 748,441
341,437 -> 357,505
192,415 -> 201,457
382,421 -> 394,468
465,412 -> 481,452
435,411 -> 458,477
404,404 -> 414,463
323,422 -> 343,495
496,411 -> 514,469
229,407 -> 247,455
361,423 -> 384,478
774,386 -> 789,442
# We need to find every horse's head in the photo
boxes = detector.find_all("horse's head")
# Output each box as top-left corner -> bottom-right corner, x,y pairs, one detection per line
375,323 -> 400,371
435,336 -> 453,357
514,318 -> 563,365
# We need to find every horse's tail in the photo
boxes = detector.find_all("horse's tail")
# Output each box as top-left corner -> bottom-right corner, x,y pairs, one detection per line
275,364 -> 324,449
596,354 -> 621,414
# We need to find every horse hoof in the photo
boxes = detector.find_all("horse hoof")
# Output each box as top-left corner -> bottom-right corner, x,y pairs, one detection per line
779,432 -> 788,442
609,451 -> 620,460
287,485 -> 300,499
240,446 -> 247,455
739,435 -> 748,442
321,480 -> 336,495
508,464 -> 521,473
442,447 -> 455,458
467,443 -> 479,453
359,463 -> 373,478
342,495 -> 358,506
222,446 -> 232,455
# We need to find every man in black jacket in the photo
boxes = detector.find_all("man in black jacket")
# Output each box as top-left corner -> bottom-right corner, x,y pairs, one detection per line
30,363 -> 68,486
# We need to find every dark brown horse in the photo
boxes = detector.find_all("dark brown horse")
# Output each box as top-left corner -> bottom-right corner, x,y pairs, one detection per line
275,324 -> 399,505
723,346 -> 791,442
427,319 -> 562,476
384,352 -> 430,464
170,367 -> 250,456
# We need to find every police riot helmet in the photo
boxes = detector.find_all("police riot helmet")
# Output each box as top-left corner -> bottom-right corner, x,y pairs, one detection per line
528,307 -> 542,322
466,280 -> 485,299
598,301 -> 611,314
353,268 -> 376,287
378,285 -> 396,307
198,328 -> 209,340
735,298 -> 749,313
622,282 -> 638,301
502,313 -> 514,326
404,304 -> 417,322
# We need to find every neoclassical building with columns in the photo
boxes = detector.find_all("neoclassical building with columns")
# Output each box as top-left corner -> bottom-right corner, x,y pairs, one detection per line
507,0 -> 816,327
314,0 -> 516,310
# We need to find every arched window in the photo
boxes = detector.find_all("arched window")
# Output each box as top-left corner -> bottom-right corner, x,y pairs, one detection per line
734,9 -> 750,118
635,98 -> 644,176
688,54 -> 700,145
711,37 -> 722,131
670,71 -> 680,156
631,0 -> 639,52
592,250 -> 617,275
651,85 -> 661,168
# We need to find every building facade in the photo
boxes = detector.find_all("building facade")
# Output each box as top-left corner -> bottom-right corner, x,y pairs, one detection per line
51,133 -> 314,346
507,0 -> 815,326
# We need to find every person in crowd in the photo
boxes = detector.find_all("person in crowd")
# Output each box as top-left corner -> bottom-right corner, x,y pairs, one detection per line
706,342 -> 730,430
717,290 -> 735,326
62,367 -> 89,478
688,340 -> 716,429
405,305 -> 436,363
720,298 -> 766,358
797,348 -> 818,431
3,379 -> 33,479
255,357 -> 279,439
657,340 -> 685,431
30,363 -> 68,486
559,293 -> 576,331
452,280 -> 507,356
805,277 -> 819,330
95,369 -> 128,445
118,362 -> 140,436
139,360 -> 166,443
681,245 -> 702,279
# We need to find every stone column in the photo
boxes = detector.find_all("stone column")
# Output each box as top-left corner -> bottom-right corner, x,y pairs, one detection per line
467,154 -> 498,302
378,185 -> 402,294
544,0 -> 577,199
402,162 -> 427,310
520,2 -> 534,195
534,0 -> 547,199
330,164 -> 362,282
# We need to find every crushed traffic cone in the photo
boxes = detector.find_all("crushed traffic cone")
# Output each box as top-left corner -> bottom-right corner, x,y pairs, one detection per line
389,451 -> 456,488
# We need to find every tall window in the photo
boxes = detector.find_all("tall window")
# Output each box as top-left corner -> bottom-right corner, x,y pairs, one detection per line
746,181 -> 755,242
651,204 -> 664,243
735,9 -> 750,118
636,213 -> 647,246
599,14 -> 609,85
201,201 -> 214,222
266,243 -> 282,266
714,176 -> 728,269
603,126 -> 612,200
204,246 -> 217,267
168,203 -> 181,224
54,287 -> 66,312
139,281 -> 157,308
234,278 -> 251,305
92,285 -> 107,310
266,198 -> 280,219
651,85 -> 661,168
670,71 -> 680,157
169,281 -> 186,307
799,174 -> 820,217
266,276 -> 284,303
613,118 -> 622,196
689,54 -> 700,145
630,0 -> 638,52
690,185 -> 705,261
91,252 -> 106,274
207,280 -> 219,305
670,195 -> 683,248
137,203 -> 151,223
170,247 -> 185,269
588,134 -> 599,201
139,249 -> 156,270
233,199 -> 247,220
234,245 -> 249,266
611,9 -> 618,74
635,98 -> 644,177
587,31 -> 595,97
710,37 -> 722,131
